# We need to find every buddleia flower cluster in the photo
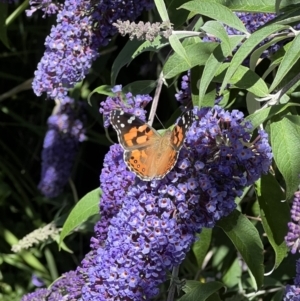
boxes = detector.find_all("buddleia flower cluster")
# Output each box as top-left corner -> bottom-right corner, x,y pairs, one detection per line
93,86 -> 152,245
26,0 -> 63,18
175,74 -> 191,106
38,97 -> 86,198
20,270 -> 84,301
227,12 -> 276,34
285,190 -> 300,253
99,85 -> 152,128
20,89 -> 272,300
32,0 -> 153,99
284,259 -> 300,300
91,143 -> 136,247
81,104 -> 272,300
175,73 -> 224,106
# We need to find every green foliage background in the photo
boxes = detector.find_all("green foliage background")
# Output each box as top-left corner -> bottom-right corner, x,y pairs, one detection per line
1,0 -> 300,300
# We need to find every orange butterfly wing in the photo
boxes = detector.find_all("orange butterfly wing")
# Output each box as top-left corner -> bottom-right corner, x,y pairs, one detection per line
110,110 -> 193,181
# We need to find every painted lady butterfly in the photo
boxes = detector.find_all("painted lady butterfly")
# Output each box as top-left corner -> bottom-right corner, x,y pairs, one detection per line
109,109 -> 193,181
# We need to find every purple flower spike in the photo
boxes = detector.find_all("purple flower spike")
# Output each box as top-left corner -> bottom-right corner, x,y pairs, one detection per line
26,0 -> 62,18
92,144 -> 135,248
83,148 -> 204,301
38,97 -> 86,198
284,259 -> 300,300
99,85 -> 152,127
175,74 -> 191,106
20,289 -> 49,301
21,270 -> 84,301
285,191 -> 300,253
32,0 -> 153,99
82,105 -> 272,300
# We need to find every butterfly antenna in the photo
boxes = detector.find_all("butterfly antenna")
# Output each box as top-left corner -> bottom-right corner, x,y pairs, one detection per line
153,114 -> 166,129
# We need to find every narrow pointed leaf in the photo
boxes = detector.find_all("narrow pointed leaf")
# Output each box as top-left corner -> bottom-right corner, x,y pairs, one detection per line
217,210 -> 264,290
269,35 -> 300,92
0,4 -> 9,48
275,0 -> 282,14
59,188 -> 101,245
111,40 -> 143,85
201,21 -> 231,54
220,24 -> 288,93
270,118 -> 300,200
154,0 -> 169,22
215,64 -> 268,97
192,0 -> 297,12
179,280 -> 224,301
199,36 -> 244,104
163,42 -> 218,78
123,80 -> 156,95
249,36 -> 287,71
192,228 -> 212,268
245,103 -> 296,129
256,174 -> 289,270
169,35 -> 191,66
180,1 -> 248,34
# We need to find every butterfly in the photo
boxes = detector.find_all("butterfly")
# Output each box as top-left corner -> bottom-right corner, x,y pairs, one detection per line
109,109 -> 193,181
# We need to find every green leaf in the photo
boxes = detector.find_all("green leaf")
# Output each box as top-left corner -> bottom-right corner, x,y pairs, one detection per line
179,280 -> 224,301
246,92 -> 261,114
166,0 -> 190,28
275,0 -> 282,14
0,4 -> 9,48
256,174 -> 289,270
222,257 -> 242,288
245,103 -> 296,129
59,188 -> 101,245
2,229 -> 49,273
272,289 -> 285,301
169,35 -> 191,66
154,0 -> 169,22
249,36 -> 288,71
180,1 -> 248,34
269,6 -> 300,25
89,85 -> 114,97
192,228 -> 212,268
132,35 -> 170,58
189,0 -> 298,12
269,35 -> 300,92
88,85 -> 114,104
215,64 -> 269,97
199,36 -> 244,105
206,293 -> 222,301
201,21 -> 231,54
217,210 -> 264,290
111,39 -> 144,85
219,24 -> 288,93
270,117 -> 300,200
163,42 -> 218,79
123,80 -> 156,95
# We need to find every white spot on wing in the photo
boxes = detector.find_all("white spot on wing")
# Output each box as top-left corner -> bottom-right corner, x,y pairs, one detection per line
127,116 -> 135,124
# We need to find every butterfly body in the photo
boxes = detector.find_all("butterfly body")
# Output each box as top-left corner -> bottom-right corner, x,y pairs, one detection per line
110,110 -> 193,181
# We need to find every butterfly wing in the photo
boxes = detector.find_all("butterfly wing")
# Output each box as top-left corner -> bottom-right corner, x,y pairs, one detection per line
110,110 -> 159,150
153,111 -> 193,179
110,110 -> 159,180
110,109 -> 193,181
170,110 -> 194,151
